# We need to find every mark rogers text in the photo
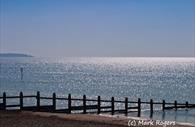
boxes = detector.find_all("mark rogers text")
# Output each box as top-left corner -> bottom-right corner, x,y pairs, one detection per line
128,120 -> 176,127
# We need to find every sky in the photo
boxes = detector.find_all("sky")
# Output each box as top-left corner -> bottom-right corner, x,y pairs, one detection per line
0,0 -> 195,57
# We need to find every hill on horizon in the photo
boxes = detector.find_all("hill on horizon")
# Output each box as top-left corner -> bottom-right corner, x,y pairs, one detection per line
0,53 -> 33,57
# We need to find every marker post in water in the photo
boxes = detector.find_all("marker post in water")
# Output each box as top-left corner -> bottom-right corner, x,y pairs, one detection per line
20,67 -> 23,80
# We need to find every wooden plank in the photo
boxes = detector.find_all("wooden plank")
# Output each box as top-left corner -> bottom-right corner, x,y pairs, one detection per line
100,110 -> 112,113
100,106 -> 111,109
114,100 -> 125,103
188,104 -> 195,106
40,97 -> 53,99
55,97 -> 68,100
100,100 -> 112,103
55,109 -> 70,113
176,105 -> 187,108
22,106 -> 37,111
6,96 -> 20,99
86,105 -> 98,109
71,98 -> 83,101
71,105 -> 98,110
23,95 -> 37,98
188,104 -> 195,108
85,99 -> 97,102
128,101 -> 138,104
164,106 -> 175,110
114,109 -> 126,112
127,106 -> 138,109
71,106 -> 83,110
6,104 -> 20,107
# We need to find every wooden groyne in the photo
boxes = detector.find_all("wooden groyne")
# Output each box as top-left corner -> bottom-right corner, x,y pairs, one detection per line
0,92 -> 195,117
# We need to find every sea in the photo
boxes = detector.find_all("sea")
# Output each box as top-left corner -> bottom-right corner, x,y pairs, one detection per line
0,57 -> 195,124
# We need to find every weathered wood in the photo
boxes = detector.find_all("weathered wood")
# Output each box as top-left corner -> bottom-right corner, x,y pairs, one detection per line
115,109 -> 126,112
162,100 -> 165,111
3,92 -> 6,110
174,100 -> 177,111
100,106 -> 112,109
20,92 -> 23,109
176,105 -> 187,108
111,97 -> 114,115
138,98 -> 141,117
6,96 -> 20,99
125,97 -> 128,115
52,93 -> 56,111
100,110 -> 113,113
68,94 -> 71,114
164,106 -> 175,110
150,99 -> 153,117
37,91 -> 40,111
127,106 -> 139,109
97,96 -> 101,114
83,95 -> 86,114
55,109 -> 70,113
22,106 -> 37,111
5,104 -> 20,107
86,105 -> 98,109
40,97 -> 53,99
23,95 -> 36,98
71,105 -> 98,110
186,101 -> 188,109
150,99 -> 153,113
1,91 -> 195,117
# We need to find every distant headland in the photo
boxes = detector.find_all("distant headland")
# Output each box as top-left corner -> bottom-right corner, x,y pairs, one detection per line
0,53 -> 33,57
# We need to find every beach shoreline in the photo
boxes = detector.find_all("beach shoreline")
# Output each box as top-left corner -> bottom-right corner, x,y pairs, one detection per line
0,110 -> 194,127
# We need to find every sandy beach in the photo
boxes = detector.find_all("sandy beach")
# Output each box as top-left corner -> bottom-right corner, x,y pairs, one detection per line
0,111 -> 194,127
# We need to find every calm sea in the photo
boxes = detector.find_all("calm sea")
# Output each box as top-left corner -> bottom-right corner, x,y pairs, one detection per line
0,57 -> 195,124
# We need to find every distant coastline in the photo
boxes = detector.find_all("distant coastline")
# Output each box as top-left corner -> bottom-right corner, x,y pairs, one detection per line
0,53 -> 33,57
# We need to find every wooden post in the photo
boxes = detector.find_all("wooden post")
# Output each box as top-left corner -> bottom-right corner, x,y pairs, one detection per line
68,94 -> 71,114
20,92 -> 23,110
174,100 -> 177,111
137,98 -> 141,117
37,91 -> 40,111
162,100 -> 165,111
52,93 -> 56,112
97,96 -> 101,114
83,95 -> 86,114
186,101 -> 189,110
111,97 -> 114,115
125,97 -> 128,115
150,99 -> 153,117
3,92 -> 6,110
20,67 -> 23,80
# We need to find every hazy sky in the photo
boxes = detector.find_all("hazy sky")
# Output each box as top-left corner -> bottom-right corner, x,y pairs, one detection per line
0,0 -> 195,57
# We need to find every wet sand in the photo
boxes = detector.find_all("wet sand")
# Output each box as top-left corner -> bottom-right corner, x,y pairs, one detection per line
0,111 -> 194,127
